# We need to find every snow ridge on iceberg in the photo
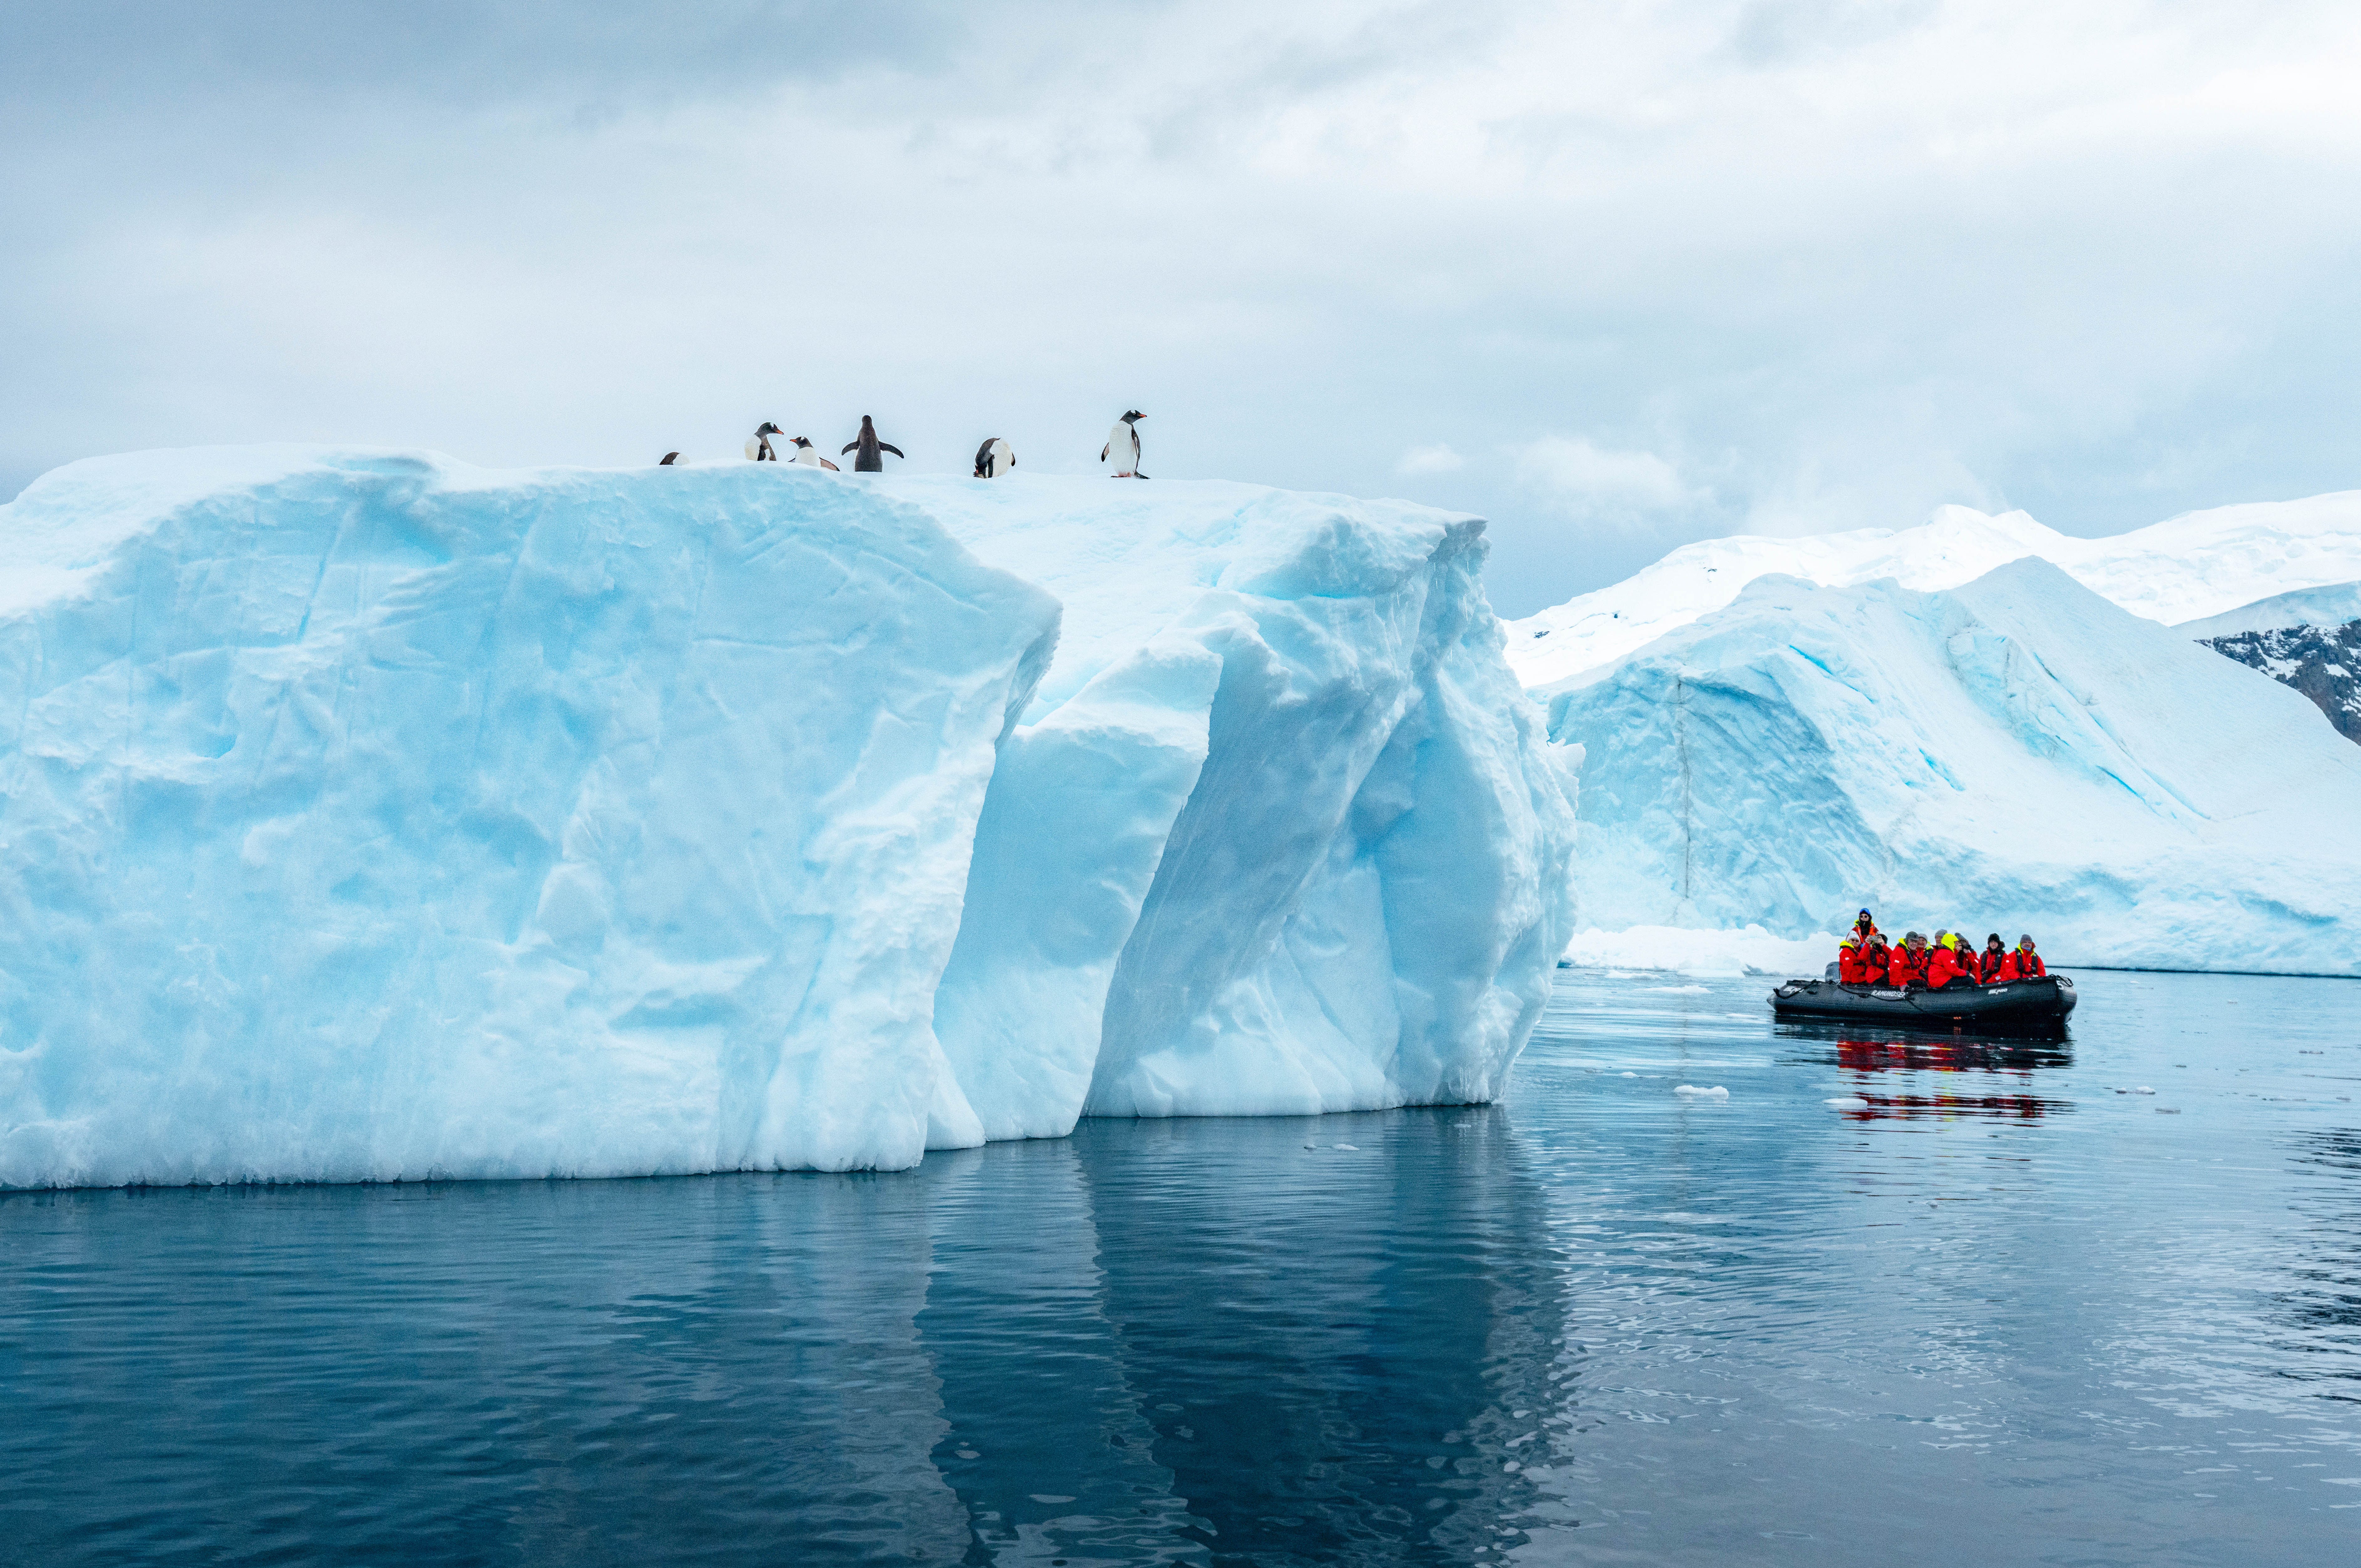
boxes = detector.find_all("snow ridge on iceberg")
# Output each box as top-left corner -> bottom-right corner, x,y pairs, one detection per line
0,450 -> 1576,1187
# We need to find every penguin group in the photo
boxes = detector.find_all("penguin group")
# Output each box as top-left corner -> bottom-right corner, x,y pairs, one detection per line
659,411 -> 1148,480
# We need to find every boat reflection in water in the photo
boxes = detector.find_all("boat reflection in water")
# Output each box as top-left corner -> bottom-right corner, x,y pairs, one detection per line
1786,1021 -> 2075,1121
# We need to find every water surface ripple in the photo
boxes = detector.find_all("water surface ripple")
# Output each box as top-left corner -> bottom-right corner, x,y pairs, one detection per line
4,969 -> 2357,1564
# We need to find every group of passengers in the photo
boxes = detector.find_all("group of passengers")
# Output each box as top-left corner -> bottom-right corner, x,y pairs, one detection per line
1835,910 -> 2047,990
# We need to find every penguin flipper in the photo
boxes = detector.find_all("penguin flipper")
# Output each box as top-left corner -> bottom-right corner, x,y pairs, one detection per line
879,444 -> 904,460
820,458 -> 840,471
841,443 -> 858,455
1100,444 -> 1110,461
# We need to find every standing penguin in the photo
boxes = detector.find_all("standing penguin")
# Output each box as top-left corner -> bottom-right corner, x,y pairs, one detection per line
973,437 -> 1014,478
840,416 -> 905,473
787,436 -> 841,471
1101,411 -> 1146,478
745,421 -> 784,461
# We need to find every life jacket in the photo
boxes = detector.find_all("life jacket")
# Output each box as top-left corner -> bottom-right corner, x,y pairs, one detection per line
2003,949 -> 2047,980
1838,937 -> 1876,984
1889,946 -> 1927,986
1979,948 -> 2007,983
1924,944 -> 1969,989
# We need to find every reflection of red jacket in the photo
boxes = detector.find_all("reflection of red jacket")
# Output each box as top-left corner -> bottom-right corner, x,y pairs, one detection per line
1889,947 -> 1926,986
1924,945 -> 1970,988
1999,950 -> 2047,980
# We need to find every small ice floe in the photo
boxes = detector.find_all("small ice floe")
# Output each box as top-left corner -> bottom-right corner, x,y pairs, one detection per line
1333,1143 -> 1360,1150
1825,1097 -> 1870,1110
1621,1071 -> 1638,1078
1646,984 -> 1709,994
2156,1108 -> 2181,1114
1673,1085 -> 1729,1099
2111,1087 -> 2157,1095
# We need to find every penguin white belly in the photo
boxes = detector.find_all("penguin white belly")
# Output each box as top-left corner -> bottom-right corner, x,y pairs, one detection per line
1105,423 -> 1137,475
985,438 -> 1013,476
791,447 -> 820,467
745,437 -> 764,460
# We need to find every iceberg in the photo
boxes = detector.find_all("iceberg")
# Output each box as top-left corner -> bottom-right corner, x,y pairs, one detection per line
1508,490 -> 2361,690
1540,560 -> 2361,976
0,449 -> 1576,1187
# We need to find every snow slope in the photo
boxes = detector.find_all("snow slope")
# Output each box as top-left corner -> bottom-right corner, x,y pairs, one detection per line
1540,560 -> 2361,975
1508,491 -> 2361,689
0,450 -> 1576,1187
2176,579 -> 2361,640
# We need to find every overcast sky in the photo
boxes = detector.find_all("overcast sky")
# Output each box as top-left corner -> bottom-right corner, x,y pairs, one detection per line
4,1 -> 2358,614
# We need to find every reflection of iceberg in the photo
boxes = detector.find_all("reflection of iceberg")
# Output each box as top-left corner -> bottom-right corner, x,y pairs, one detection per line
2,1107 -> 1569,1560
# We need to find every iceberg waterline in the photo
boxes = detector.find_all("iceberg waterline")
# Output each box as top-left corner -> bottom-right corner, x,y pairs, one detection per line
0,448 -> 1578,1188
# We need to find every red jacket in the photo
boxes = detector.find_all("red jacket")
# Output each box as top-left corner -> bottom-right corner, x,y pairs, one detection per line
1838,942 -> 1877,983
1999,950 -> 2047,980
1978,948 -> 2007,983
1924,945 -> 1970,989
1889,946 -> 1927,986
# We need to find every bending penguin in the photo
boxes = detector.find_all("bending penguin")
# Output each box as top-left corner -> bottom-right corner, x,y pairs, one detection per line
840,415 -> 905,472
745,421 -> 784,461
1101,411 -> 1146,478
787,436 -> 840,471
973,437 -> 1014,478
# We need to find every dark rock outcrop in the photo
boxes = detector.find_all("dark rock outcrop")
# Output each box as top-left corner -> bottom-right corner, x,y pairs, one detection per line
2202,620 -> 2361,745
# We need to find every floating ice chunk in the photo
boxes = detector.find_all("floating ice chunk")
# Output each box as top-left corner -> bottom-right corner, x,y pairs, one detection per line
1825,1097 -> 1870,1109
1674,1084 -> 1730,1099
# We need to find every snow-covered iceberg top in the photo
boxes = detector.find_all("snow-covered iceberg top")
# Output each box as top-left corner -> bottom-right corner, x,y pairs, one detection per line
1508,490 -> 2361,688
0,448 -> 1577,1187
1543,559 -> 2361,976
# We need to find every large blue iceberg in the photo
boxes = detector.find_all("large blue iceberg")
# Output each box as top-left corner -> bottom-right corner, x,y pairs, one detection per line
0,449 -> 1577,1185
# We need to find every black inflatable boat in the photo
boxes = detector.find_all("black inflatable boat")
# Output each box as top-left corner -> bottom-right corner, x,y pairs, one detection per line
1770,973 -> 2076,1036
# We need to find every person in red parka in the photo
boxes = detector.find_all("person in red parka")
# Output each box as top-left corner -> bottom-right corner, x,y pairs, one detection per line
1923,933 -> 1972,990
1838,933 -> 1877,983
1862,930 -> 1891,984
1889,932 -> 1929,987
1999,935 -> 2047,980
1979,933 -> 2008,983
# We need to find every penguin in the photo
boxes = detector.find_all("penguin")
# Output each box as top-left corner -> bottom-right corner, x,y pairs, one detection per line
1101,411 -> 1146,478
973,437 -> 1014,478
659,452 -> 680,466
840,416 -> 905,473
745,421 -> 784,461
788,436 -> 840,471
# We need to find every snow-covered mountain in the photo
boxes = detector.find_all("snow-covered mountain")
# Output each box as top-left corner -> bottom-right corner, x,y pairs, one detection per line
1508,491 -> 2361,690
2177,579 -> 2361,639
0,448 -> 1576,1188
1541,560 -> 2361,976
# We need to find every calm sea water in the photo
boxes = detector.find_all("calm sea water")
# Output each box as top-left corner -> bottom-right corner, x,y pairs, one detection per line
3,967 -> 2357,1566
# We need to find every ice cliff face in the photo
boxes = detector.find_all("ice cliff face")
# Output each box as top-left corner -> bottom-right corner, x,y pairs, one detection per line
0,450 -> 1576,1187
1541,560 -> 2361,976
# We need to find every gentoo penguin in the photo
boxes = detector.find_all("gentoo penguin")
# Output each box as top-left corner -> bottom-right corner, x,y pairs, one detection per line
840,415 -> 905,473
788,436 -> 840,471
973,437 -> 1014,478
1101,411 -> 1146,478
745,421 -> 784,461
659,452 -> 680,466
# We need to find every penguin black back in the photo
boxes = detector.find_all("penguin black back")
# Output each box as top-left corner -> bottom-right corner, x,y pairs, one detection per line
841,415 -> 905,473
659,452 -> 680,466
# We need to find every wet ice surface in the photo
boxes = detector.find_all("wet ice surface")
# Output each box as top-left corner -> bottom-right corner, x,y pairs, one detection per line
3,969 -> 2358,1565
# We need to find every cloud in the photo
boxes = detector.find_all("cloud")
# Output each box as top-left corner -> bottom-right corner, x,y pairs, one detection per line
4,2 -> 2361,621
1397,442 -> 1465,475
1515,438 -> 1701,521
